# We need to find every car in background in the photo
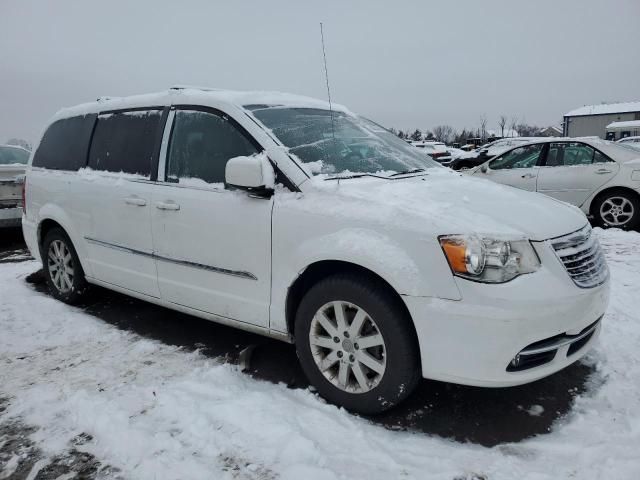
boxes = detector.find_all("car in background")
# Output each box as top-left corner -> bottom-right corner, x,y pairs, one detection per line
449,137 -> 542,170
410,141 -> 452,165
0,144 -> 29,228
619,142 -> 640,153
617,136 -> 640,146
469,138 -> 640,229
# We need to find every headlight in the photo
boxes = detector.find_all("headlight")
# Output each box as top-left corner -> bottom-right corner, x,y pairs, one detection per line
439,235 -> 540,283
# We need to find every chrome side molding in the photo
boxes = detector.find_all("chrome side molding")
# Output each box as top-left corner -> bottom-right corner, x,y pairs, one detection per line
84,236 -> 258,281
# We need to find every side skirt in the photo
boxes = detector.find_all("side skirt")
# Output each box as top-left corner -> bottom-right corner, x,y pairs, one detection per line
85,276 -> 294,344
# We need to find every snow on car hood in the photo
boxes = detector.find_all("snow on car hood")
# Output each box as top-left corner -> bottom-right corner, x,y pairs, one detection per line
298,170 -> 586,242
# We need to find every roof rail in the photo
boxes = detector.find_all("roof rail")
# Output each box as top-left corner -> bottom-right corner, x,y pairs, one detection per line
96,96 -> 120,102
169,84 -> 222,92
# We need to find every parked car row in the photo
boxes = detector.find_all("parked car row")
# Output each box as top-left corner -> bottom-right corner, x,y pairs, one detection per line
448,137 -> 543,170
0,144 -> 29,228
23,87 -> 609,414
409,140 -> 453,165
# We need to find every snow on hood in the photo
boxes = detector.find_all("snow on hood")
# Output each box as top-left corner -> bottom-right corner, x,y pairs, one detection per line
295,170 -> 586,241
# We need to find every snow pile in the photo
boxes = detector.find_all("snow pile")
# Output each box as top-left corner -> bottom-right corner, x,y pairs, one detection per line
1,228 -> 640,479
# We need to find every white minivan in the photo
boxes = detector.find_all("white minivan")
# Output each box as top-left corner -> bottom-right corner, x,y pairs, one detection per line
23,87 -> 609,413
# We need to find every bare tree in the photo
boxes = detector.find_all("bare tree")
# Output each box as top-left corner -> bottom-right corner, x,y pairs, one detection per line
479,115 -> 488,142
509,116 -> 519,137
498,116 -> 507,138
6,138 -> 32,150
432,125 -> 455,144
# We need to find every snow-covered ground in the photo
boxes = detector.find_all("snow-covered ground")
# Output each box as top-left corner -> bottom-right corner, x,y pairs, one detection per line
1,228 -> 639,479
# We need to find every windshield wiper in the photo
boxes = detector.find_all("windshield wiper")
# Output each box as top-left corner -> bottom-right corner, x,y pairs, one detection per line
324,173 -> 385,181
388,168 -> 426,177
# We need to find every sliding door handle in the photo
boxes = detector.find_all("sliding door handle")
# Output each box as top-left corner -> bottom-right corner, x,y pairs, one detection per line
595,169 -> 613,174
156,201 -> 180,211
521,173 -> 536,179
124,196 -> 147,206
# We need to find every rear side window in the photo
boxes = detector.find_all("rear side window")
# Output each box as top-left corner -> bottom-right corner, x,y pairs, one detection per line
545,142 -> 596,167
88,110 -> 163,177
32,114 -> 96,170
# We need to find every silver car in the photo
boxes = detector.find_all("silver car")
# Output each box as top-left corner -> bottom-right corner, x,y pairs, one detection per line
470,138 -> 640,229
0,144 -> 29,228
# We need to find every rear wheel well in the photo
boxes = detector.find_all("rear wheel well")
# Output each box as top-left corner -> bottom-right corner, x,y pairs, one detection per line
38,219 -> 64,247
37,219 -> 65,261
589,186 -> 640,216
285,260 -> 415,340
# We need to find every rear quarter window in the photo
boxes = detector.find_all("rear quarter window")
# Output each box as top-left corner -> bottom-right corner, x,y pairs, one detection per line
32,114 -> 97,170
88,109 -> 164,177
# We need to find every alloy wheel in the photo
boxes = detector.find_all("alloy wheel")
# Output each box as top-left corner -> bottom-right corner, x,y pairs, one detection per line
309,301 -> 386,394
47,239 -> 74,293
600,196 -> 634,226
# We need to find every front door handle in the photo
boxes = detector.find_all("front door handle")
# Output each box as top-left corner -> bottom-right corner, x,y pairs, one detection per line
156,201 -> 180,211
124,196 -> 147,206
595,169 -> 613,174
521,173 -> 536,179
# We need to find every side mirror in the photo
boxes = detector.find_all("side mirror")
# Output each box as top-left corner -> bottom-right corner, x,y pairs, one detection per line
225,154 -> 275,197
480,164 -> 488,173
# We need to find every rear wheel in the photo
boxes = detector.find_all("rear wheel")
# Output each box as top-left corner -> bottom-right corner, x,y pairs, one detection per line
294,274 -> 420,414
42,228 -> 88,304
593,191 -> 640,230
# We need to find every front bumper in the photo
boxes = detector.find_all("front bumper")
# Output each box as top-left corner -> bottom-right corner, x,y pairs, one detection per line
404,239 -> 609,387
0,206 -> 22,228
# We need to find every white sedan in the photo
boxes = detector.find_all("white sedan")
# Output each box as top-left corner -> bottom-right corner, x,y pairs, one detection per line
470,138 -> 640,229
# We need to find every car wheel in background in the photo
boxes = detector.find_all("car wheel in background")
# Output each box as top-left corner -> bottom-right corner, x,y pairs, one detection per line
593,190 -> 640,230
42,228 -> 88,304
294,273 -> 421,414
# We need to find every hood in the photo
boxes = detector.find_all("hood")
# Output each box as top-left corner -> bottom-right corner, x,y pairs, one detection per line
302,170 -> 586,241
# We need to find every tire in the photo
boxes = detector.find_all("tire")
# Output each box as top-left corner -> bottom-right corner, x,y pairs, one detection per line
592,190 -> 640,230
41,228 -> 88,304
454,161 -> 474,171
294,273 -> 421,414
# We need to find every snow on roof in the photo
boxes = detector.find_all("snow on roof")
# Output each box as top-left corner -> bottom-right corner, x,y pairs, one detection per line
565,101 -> 640,117
51,87 -> 351,122
606,120 -> 640,130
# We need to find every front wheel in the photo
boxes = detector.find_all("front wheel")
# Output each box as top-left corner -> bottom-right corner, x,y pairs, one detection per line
593,191 -> 640,230
294,274 -> 421,414
42,228 -> 88,304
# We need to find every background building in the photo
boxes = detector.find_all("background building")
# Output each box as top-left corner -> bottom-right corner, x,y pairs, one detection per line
563,101 -> 640,138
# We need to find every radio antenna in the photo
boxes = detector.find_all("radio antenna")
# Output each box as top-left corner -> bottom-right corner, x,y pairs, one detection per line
320,22 -> 336,144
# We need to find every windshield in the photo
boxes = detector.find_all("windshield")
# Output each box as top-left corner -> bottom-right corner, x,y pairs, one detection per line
246,106 -> 439,176
0,146 -> 29,165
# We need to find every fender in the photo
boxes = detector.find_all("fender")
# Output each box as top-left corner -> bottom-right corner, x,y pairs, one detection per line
269,227 -> 461,333
37,203 -> 94,278
580,178 -> 640,215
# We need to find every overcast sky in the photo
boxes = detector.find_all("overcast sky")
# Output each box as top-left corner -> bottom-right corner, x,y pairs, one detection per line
1,0 -> 639,143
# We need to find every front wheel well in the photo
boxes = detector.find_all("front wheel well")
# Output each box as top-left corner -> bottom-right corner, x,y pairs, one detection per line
285,260 -> 415,340
589,186 -> 640,216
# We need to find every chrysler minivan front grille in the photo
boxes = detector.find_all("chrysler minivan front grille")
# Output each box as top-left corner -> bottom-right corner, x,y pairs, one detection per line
550,225 -> 608,288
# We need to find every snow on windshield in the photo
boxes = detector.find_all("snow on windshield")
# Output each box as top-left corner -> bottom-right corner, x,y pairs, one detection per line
246,106 -> 439,176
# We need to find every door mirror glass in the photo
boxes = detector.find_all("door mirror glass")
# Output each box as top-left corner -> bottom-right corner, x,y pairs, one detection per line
480,164 -> 488,173
226,154 -> 275,193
